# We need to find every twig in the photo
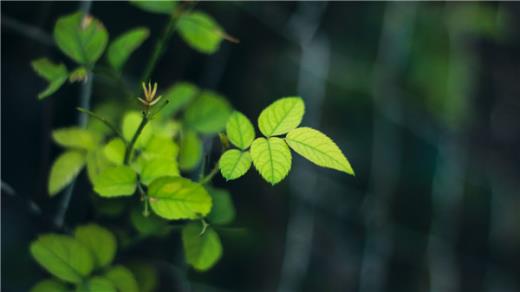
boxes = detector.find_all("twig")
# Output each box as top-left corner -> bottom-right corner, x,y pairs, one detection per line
124,112 -> 149,165
1,15 -> 54,46
199,163 -> 219,185
77,107 -> 126,143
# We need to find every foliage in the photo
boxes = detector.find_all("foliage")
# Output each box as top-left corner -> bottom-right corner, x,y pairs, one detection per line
29,1 -> 355,288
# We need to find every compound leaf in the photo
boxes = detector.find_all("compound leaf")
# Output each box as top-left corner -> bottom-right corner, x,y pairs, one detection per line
31,58 -> 68,99
74,224 -> 117,268
53,12 -> 108,65
285,127 -> 354,175
258,97 -> 305,137
108,27 -> 149,70
182,222 -> 222,271
147,177 -> 212,220
93,166 -> 136,197
250,137 -> 292,185
48,151 -> 86,196
226,111 -> 255,149
219,149 -> 252,181
30,234 -> 93,283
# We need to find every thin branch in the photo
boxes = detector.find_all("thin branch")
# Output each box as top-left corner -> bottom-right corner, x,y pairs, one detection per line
76,107 -> 126,143
199,162 -> 219,185
1,15 -> 54,46
124,112 -> 149,165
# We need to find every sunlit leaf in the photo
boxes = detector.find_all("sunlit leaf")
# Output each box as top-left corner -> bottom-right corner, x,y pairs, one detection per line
178,11 -> 224,54
207,187 -> 236,225
182,222 -> 222,271
74,224 -> 117,268
160,82 -> 199,118
103,138 -> 126,165
31,58 -> 68,99
104,265 -> 139,292
130,0 -> 176,15
48,151 -> 86,196
142,136 -> 178,160
93,166 -> 136,197
53,12 -> 108,65
219,149 -> 252,181
258,97 -> 305,137
178,130 -> 202,171
250,137 -> 291,185
122,111 -> 153,148
86,148 -> 112,182
108,27 -> 149,70
30,234 -> 93,283
184,91 -> 232,134
285,127 -> 354,175
226,111 -> 255,150
148,177 -> 212,220
52,127 -> 101,151
140,158 -> 179,185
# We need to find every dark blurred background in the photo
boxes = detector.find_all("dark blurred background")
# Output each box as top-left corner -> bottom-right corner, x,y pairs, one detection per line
2,1 -> 520,292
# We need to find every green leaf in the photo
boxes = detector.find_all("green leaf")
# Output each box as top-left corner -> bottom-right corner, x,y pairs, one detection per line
53,12 -> 109,65
30,234 -> 94,283
142,136 -> 178,160
219,149 -> 252,181
182,222 -> 222,271
125,262 -> 157,292
178,11 -> 224,54
148,177 -> 212,220
178,130 -> 202,170
31,279 -> 68,292
258,97 -> 305,137
184,91 -> 232,134
140,158 -> 179,185
130,208 -> 170,237
250,137 -> 292,185
108,27 -> 149,70
69,66 -> 88,83
160,82 -> 199,118
93,166 -> 137,197
207,187 -> 236,225
103,138 -> 126,165
122,111 -> 153,147
74,224 -> 117,268
130,0 -> 176,14
285,127 -> 354,175
76,277 -> 116,292
48,151 -> 86,196
31,58 -> 68,99
226,111 -> 255,149
52,127 -> 101,151
86,148 -> 112,182
104,265 -> 139,292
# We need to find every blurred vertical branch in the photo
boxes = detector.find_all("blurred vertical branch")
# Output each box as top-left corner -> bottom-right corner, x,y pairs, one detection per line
278,3 -> 329,292
359,3 -> 416,292
53,0 -> 93,228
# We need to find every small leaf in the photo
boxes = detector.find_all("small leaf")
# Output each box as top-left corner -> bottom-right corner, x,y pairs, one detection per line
122,111 -> 153,148
130,208 -> 170,237
48,151 -> 86,196
219,149 -> 252,181
86,148 -> 112,182
258,97 -> 305,137
74,224 -> 117,268
285,127 -> 354,175
178,11 -> 224,54
108,27 -> 150,70
148,177 -> 212,220
140,158 -> 179,185
226,111 -> 255,149
69,66 -> 88,82
160,82 -> 199,118
182,222 -> 222,271
250,137 -> 292,185
52,127 -> 101,151
103,138 -> 126,165
104,265 -> 139,292
31,58 -> 68,99
93,166 -> 137,197
125,262 -> 158,292
207,187 -> 236,225
30,279 -> 68,292
76,277 -> 116,292
53,12 -> 109,65
130,0 -> 176,14
178,130 -> 202,171
142,136 -> 178,160
184,91 -> 232,134
30,234 -> 94,283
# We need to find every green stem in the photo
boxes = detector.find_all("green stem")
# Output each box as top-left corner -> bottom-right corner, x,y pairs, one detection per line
199,162 -> 219,185
76,107 -> 126,143
124,112 -> 149,165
